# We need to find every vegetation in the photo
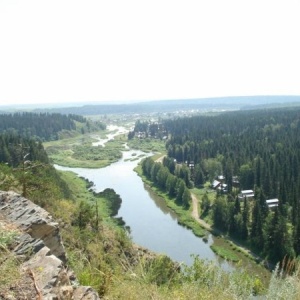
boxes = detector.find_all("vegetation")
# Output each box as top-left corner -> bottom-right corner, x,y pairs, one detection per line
2,110 -> 300,298
136,160 -> 205,238
44,133 -> 125,168
0,181 -> 295,300
137,155 -> 271,279
0,227 -> 22,298
210,244 -> 240,262
127,137 -> 167,153
160,107 -> 300,265
0,112 -> 105,141
141,157 -> 192,209
30,96 -> 300,116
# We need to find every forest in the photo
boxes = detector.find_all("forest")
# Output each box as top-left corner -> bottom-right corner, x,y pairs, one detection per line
1,109 -> 300,298
135,107 -> 300,264
141,156 -> 192,209
31,95 -> 300,115
0,111 -> 104,201
162,107 -> 300,263
0,129 -> 72,205
0,112 -> 105,141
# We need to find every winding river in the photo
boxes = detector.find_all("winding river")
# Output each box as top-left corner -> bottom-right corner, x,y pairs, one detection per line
55,148 -> 232,269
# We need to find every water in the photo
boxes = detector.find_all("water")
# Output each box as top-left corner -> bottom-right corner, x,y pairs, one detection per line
91,125 -> 128,147
55,149 -> 232,269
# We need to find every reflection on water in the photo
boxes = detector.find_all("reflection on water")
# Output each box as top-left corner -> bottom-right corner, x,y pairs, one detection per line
143,184 -> 178,220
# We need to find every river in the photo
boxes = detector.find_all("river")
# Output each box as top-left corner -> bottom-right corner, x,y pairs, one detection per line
55,148 -> 232,269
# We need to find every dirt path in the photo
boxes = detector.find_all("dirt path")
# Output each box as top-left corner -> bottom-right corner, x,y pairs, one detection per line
153,155 -> 260,262
191,193 -> 261,260
191,193 -> 212,231
155,154 -> 166,163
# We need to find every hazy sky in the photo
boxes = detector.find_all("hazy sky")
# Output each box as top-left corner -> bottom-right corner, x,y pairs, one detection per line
0,0 -> 299,106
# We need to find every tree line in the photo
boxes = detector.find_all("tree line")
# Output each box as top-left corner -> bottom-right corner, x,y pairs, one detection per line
0,130 -> 72,203
164,108 -> 300,202
141,157 -> 191,209
0,112 -> 104,141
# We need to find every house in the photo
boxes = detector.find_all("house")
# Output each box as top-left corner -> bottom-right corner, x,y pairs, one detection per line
232,176 -> 239,187
217,183 -> 228,193
212,180 -> 221,189
212,179 -> 227,193
189,161 -> 195,170
238,190 -> 255,200
266,198 -> 279,209
218,175 -> 225,182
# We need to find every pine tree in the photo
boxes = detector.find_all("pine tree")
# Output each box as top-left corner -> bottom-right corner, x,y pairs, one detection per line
250,202 -> 264,249
175,179 -> 185,205
166,174 -> 177,197
182,187 -> 191,209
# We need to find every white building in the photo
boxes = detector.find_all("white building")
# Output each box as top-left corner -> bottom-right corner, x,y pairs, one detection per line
238,190 -> 255,200
266,198 -> 279,209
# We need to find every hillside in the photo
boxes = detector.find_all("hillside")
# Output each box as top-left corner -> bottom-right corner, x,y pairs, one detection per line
1,110 -> 300,298
0,191 -> 100,299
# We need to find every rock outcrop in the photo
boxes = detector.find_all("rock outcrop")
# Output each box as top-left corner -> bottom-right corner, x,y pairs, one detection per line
0,191 -> 100,300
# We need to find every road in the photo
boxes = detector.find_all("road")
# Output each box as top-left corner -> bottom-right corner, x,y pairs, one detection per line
191,193 -> 212,231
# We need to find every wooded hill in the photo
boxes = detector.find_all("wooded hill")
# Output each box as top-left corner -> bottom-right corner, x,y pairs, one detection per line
0,112 -> 98,201
1,110 -> 300,298
28,96 -> 300,115
159,107 -> 300,263
0,112 -> 105,141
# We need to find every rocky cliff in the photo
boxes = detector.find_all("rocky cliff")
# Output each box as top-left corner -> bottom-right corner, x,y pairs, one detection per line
0,191 -> 100,300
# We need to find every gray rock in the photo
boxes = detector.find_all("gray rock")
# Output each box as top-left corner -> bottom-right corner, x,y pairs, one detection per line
0,191 -> 66,262
14,233 -> 45,256
73,286 -> 101,300
0,191 -> 100,300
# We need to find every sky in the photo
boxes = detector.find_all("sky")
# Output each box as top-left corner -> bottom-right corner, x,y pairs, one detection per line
0,0 -> 300,106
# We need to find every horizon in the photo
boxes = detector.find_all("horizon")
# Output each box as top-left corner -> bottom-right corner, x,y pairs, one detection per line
1,95 -> 300,110
1,1 -> 300,106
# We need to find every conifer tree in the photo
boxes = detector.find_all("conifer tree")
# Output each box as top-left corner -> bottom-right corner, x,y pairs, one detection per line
250,202 -> 264,249
175,179 -> 185,205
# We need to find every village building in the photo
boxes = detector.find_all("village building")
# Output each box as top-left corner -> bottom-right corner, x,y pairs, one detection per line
266,198 -> 279,209
218,175 -> 225,182
211,178 -> 227,193
188,161 -> 195,170
232,176 -> 239,187
217,183 -> 228,193
212,180 -> 221,189
238,189 -> 255,200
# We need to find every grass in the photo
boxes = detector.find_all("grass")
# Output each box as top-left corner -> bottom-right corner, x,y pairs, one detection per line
134,160 -> 273,285
165,199 -> 206,237
53,168 -> 273,299
56,170 -> 116,225
2,132 -> 298,299
127,138 -> 166,153
0,227 -> 21,297
210,244 -> 240,262
191,186 -> 216,201
0,228 -> 18,250
44,131 -> 128,168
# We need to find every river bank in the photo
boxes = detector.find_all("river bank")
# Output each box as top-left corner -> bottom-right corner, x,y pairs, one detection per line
136,155 -> 271,283
46,126 -> 270,280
